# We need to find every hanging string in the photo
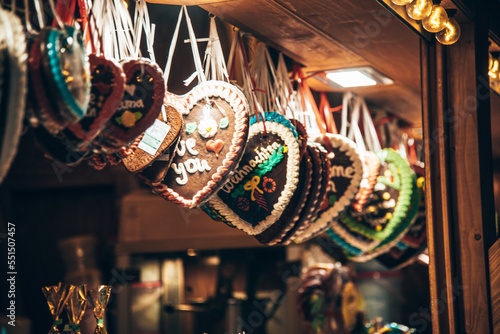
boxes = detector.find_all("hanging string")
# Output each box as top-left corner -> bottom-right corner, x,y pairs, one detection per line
237,33 -> 267,135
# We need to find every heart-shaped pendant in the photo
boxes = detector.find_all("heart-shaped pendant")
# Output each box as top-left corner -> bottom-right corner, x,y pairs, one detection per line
206,112 -> 301,235
0,10 -> 27,184
122,105 -> 182,174
65,54 -> 126,150
296,134 -> 363,241
28,36 -> 67,134
255,149 -> 312,245
348,174 -> 420,262
147,80 -> 249,208
95,58 -> 165,152
42,26 -> 90,124
289,119 -> 308,159
280,142 -> 325,245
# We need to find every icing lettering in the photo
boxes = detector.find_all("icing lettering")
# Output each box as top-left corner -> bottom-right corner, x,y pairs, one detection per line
184,158 -> 211,174
186,138 -> 199,155
330,165 -> 355,178
173,137 -> 211,185
176,140 -> 186,157
172,163 -> 188,185
221,144 -> 284,193
117,99 -> 144,110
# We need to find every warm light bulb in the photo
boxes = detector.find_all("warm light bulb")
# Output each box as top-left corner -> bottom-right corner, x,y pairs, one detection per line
489,58 -> 499,79
422,5 -> 448,32
406,0 -> 433,20
436,18 -> 461,45
391,0 -> 413,5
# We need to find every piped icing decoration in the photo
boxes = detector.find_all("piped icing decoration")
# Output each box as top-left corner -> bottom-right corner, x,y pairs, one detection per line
147,80 -> 249,208
198,117 -> 218,138
294,134 -> 363,242
206,139 -> 224,157
186,122 -> 197,134
206,112 -> 301,235
219,117 -> 229,129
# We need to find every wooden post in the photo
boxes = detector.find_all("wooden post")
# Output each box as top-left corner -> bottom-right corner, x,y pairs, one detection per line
421,6 -> 495,333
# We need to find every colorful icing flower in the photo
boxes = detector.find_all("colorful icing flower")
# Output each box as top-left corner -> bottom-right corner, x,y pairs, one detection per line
198,118 -> 218,138
262,176 -> 276,193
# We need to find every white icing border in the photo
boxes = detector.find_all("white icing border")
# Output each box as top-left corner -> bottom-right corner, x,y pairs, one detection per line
208,120 -> 301,235
294,134 -> 363,243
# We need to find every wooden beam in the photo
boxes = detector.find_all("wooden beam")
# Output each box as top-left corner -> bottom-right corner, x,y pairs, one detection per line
422,6 -> 495,332
421,38 -> 459,334
489,238 -> 500,334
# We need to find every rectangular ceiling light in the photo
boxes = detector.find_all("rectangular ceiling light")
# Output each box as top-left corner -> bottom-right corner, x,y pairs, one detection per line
315,66 -> 394,89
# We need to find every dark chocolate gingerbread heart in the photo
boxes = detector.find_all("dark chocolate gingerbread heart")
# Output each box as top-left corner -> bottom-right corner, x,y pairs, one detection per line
95,58 -> 165,153
147,80 -> 249,208
206,112 -> 301,235
295,134 -> 363,241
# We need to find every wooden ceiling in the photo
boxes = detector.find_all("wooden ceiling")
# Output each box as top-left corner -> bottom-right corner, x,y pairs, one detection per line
144,0 -> 500,157
196,0 -> 423,127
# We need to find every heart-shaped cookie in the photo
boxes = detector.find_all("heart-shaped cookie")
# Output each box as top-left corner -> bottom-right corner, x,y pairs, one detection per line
348,174 -> 420,262
95,58 -> 165,153
0,10 -> 27,184
206,112 -> 301,235
280,142 -> 326,245
42,26 -> 90,124
28,36 -> 67,134
65,54 -> 126,150
255,148 -> 313,245
147,80 -> 249,208
122,105 -> 182,173
295,134 -> 363,241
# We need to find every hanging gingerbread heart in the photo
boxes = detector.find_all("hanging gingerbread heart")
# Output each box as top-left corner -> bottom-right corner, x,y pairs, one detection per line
28,36 -> 67,134
291,142 -> 333,244
255,147 -> 313,245
122,105 -> 183,174
341,149 -> 414,242
65,54 -> 126,149
94,58 -> 165,152
0,9 -> 27,184
41,26 -> 90,124
280,142 -> 325,245
147,80 -> 249,207
297,134 -> 363,241
348,174 -> 420,262
206,112 -> 301,234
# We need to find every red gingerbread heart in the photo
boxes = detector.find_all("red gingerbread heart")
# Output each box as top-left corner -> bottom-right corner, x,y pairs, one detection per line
206,139 -> 224,157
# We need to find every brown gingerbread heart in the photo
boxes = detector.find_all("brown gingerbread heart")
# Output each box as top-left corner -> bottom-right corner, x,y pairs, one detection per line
147,80 -> 249,208
206,139 -> 224,157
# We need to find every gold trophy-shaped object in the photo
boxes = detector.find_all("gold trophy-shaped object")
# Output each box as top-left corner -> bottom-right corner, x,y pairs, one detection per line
87,286 -> 112,334
42,283 -> 75,334
65,285 -> 88,334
